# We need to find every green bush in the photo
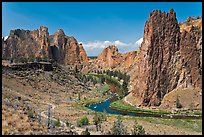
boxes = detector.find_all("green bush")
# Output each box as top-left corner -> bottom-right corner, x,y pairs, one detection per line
54,118 -> 61,127
176,96 -> 182,108
111,116 -> 128,135
131,120 -> 146,135
27,110 -> 34,118
77,116 -> 89,127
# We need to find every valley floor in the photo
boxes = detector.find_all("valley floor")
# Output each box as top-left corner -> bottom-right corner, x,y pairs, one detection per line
2,65 -> 202,135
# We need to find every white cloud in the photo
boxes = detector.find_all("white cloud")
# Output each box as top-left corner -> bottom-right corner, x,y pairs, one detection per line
135,37 -> 143,45
80,37 -> 143,56
2,36 -> 8,41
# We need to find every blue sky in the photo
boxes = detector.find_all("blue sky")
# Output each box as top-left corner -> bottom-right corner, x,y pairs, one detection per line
2,2 -> 202,56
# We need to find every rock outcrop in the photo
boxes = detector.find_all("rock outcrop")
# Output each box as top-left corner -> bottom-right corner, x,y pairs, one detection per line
179,24 -> 202,89
96,45 -> 122,68
131,9 -> 202,106
2,27 -> 89,65
92,45 -> 138,71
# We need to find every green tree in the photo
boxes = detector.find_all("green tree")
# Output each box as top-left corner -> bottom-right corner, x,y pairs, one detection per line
176,96 -> 182,108
131,120 -> 146,135
101,77 -> 105,84
122,81 -> 128,96
111,116 -> 128,135
109,71 -> 114,77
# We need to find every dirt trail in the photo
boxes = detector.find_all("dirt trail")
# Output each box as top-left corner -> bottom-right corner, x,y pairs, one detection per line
40,102 -> 102,135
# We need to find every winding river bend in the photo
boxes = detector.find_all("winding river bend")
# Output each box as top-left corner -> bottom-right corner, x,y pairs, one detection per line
87,94 -> 202,119
87,94 -> 136,116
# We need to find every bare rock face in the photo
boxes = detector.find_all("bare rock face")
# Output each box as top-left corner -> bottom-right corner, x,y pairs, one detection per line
131,9 -> 202,106
119,50 -> 138,70
132,9 -> 181,106
179,25 -> 202,89
2,27 -> 89,65
180,17 -> 202,33
65,37 -> 89,65
94,45 -> 138,70
3,26 -> 49,59
2,37 -> 6,59
31,26 -> 49,58
96,45 -> 122,68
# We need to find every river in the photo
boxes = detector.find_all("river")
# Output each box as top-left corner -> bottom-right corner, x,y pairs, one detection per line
87,93 -> 136,116
87,94 -> 202,119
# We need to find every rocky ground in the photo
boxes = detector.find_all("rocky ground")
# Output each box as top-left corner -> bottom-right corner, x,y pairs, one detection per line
2,62 -> 96,135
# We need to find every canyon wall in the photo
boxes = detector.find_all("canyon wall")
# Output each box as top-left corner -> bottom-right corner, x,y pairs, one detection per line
2,27 -> 89,65
131,9 -> 202,106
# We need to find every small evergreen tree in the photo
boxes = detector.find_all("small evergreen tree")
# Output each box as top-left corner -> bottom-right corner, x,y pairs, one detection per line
111,116 -> 128,135
131,120 -> 146,135
122,81 -> 128,96
101,77 -> 105,84
176,96 -> 182,108
109,71 -> 114,76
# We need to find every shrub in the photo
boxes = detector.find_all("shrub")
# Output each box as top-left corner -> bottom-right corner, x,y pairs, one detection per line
27,110 -> 34,118
93,112 -> 107,131
110,116 -> 128,135
176,96 -> 182,108
65,119 -> 71,127
77,116 -> 89,127
131,120 -> 146,135
54,118 -> 61,127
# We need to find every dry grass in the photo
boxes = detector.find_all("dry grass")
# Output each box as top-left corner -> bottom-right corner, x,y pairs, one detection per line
160,87 -> 202,110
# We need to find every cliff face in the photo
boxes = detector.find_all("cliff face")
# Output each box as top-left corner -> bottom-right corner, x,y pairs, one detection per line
92,45 -> 138,71
179,25 -> 202,89
2,27 -> 89,65
96,45 -> 122,68
131,9 -> 202,106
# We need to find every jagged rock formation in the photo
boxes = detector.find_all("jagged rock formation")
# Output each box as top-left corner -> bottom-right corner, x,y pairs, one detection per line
89,45 -> 138,71
96,45 -> 122,68
2,27 -> 89,65
179,16 -> 202,33
131,9 -> 202,106
179,23 -> 202,89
